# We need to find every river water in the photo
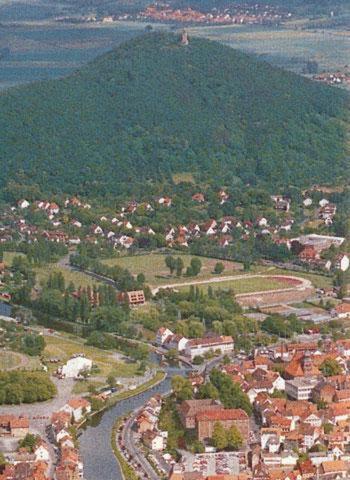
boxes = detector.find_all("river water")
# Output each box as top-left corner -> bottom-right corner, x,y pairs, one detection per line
79,366 -> 186,480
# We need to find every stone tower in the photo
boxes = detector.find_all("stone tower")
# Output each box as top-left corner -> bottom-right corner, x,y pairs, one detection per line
181,30 -> 189,45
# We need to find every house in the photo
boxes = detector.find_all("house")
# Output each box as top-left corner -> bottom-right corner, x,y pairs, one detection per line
118,235 -> 134,249
48,202 -> 60,215
192,193 -> 205,203
319,199 -> 329,207
119,290 -> 145,306
285,377 -> 319,401
319,460 -> 348,478
202,219 -> 217,236
178,399 -> 222,429
34,441 -> 50,462
61,398 -> 91,422
284,352 -> 319,380
156,327 -> 174,345
334,303 -> 350,319
18,199 -> 30,209
0,415 -> 29,438
60,357 -> 93,378
256,217 -> 268,227
158,196 -> 172,207
303,198 -> 313,207
218,190 -> 230,204
91,225 -> 103,235
166,334 -> 189,352
185,336 -> 234,360
142,430 -> 165,451
196,408 -> 250,442
136,414 -> 155,433
271,195 -> 291,212
334,254 -> 349,272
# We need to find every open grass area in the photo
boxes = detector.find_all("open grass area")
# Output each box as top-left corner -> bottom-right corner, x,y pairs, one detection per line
43,334 -> 138,378
34,264 -> 101,289
0,350 -> 23,370
2,251 -> 25,266
178,275 -> 286,294
172,172 -> 195,184
72,379 -> 104,394
102,253 -> 243,286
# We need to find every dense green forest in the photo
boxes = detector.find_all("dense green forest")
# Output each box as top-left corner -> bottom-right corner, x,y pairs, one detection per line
0,32 -> 348,198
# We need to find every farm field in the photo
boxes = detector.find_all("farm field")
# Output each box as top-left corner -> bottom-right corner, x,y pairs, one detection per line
101,253 -> 243,286
43,333 -> 139,378
0,19 -> 349,91
188,24 -> 350,76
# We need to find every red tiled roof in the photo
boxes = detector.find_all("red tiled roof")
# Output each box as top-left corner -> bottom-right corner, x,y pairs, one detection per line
196,408 -> 248,422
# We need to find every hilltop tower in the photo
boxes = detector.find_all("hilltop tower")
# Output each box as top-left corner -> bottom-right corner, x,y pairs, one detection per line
181,30 -> 189,45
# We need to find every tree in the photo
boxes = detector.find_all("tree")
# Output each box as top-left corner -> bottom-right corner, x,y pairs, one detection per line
165,256 -> 176,275
320,358 -> 342,377
198,382 -> 219,400
19,433 -> 38,452
137,272 -> 146,284
107,375 -> 117,388
171,375 -> 193,401
0,451 -> 6,467
190,257 -> 202,276
176,257 -> 184,277
214,262 -> 225,274
226,424 -> 243,450
212,422 -> 228,450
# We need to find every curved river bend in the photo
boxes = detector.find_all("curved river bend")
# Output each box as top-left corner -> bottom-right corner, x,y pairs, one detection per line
79,367 -> 185,480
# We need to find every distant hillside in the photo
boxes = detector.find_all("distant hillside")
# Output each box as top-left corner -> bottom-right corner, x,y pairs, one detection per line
0,32 -> 348,198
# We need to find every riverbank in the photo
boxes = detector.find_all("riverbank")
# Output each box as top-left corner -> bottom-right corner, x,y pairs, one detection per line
111,417 -> 138,480
78,370 -> 166,430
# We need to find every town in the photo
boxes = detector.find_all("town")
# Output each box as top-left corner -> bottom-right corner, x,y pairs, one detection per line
0,179 -> 348,480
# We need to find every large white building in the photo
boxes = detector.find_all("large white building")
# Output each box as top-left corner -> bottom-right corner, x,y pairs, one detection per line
285,377 -> 318,401
185,336 -> 234,360
60,357 -> 92,378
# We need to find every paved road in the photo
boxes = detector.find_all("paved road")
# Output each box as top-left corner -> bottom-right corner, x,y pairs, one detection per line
123,410 -> 159,480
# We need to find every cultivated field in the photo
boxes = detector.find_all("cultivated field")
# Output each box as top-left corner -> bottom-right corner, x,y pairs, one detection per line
1,19 -> 349,91
189,24 -> 350,76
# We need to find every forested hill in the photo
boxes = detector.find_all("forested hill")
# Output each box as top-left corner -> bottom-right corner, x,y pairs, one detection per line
0,32 -> 348,198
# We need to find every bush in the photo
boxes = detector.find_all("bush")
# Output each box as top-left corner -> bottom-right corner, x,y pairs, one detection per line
0,371 -> 56,405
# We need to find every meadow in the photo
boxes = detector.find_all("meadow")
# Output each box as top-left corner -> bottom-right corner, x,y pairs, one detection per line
101,253 -> 243,286
43,333 -> 139,378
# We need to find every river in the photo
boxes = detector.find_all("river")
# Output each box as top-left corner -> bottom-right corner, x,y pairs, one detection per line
79,366 -> 186,480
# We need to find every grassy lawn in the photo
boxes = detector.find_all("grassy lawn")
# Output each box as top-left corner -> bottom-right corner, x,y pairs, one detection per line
43,334 -> 138,378
178,275 -> 286,294
0,350 -> 23,369
2,251 -> 25,266
72,379 -> 104,394
34,264 -> 101,289
101,253 -> 243,286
